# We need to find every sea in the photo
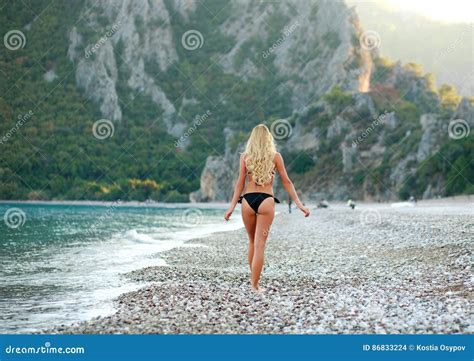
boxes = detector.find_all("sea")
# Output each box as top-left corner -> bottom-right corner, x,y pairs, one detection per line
0,202 -> 243,333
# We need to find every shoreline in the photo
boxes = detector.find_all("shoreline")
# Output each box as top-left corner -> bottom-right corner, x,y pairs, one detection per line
1,194 -> 472,208
1,203 -> 244,334
0,199 -> 230,209
47,201 -> 472,334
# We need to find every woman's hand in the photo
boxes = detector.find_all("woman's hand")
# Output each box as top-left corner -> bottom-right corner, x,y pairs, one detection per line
298,204 -> 310,217
224,208 -> 233,221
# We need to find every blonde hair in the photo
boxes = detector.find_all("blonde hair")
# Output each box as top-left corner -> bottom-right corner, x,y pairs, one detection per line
244,124 -> 277,186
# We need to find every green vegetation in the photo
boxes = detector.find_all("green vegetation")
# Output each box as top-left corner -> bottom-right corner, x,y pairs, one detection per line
310,4 -> 319,21
322,32 -> 341,50
412,138 -> 474,197
0,1 -> 471,202
372,56 -> 394,84
383,101 -> 421,147
286,151 -> 315,174
0,0 -> 293,201
403,62 -> 424,77
323,86 -> 353,114
438,84 -> 462,111
291,73 -> 471,200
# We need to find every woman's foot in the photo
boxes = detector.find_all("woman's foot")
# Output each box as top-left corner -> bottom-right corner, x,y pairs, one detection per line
251,285 -> 265,293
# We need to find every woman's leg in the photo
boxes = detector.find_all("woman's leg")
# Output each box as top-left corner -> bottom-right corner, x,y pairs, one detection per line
251,197 -> 275,290
241,200 -> 257,271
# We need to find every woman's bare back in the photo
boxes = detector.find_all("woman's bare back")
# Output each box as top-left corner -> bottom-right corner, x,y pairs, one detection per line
243,156 -> 276,195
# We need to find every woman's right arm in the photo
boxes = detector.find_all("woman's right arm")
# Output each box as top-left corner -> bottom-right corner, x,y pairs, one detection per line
275,152 -> 310,217
224,153 -> 247,221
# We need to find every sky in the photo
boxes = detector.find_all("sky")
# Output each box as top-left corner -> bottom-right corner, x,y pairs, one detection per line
348,0 -> 474,23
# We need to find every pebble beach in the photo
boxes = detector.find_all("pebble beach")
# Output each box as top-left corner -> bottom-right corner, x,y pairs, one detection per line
49,200 -> 473,334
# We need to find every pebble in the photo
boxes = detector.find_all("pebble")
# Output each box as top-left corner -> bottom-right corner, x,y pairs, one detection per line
47,204 -> 472,334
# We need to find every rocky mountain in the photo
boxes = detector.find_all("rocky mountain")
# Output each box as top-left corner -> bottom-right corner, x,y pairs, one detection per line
184,2 -> 473,202
346,0 -> 473,97
68,0 -> 369,131
193,83 -> 472,202
0,0 -> 471,202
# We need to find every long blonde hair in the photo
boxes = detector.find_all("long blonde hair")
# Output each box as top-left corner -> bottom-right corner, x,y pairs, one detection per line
244,124 -> 277,186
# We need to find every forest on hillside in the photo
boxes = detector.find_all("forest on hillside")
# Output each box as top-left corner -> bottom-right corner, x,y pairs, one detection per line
0,0 -> 472,202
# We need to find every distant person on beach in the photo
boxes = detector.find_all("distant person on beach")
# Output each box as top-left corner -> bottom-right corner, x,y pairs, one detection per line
317,199 -> 329,208
288,197 -> 292,213
347,199 -> 356,209
224,124 -> 310,292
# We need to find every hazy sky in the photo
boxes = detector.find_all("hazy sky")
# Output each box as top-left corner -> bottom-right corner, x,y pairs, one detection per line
348,0 -> 474,23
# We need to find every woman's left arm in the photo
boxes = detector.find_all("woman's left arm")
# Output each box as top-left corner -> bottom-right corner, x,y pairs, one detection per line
224,154 -> 246,220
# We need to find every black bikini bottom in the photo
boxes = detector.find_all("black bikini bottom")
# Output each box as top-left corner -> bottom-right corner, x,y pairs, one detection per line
238,192 -> 280,213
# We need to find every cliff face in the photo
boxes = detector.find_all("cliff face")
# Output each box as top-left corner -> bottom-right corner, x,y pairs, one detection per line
215,0 -> 370,108
194,73 -> 472,202
66,0 -> 471,202
68,0 -> 369,134
68,0 -> 184,136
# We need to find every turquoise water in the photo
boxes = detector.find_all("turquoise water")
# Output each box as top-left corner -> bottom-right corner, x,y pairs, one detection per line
0,202 -> 242,333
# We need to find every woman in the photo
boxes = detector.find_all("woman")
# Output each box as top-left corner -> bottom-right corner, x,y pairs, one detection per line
224,124 -> 310,292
